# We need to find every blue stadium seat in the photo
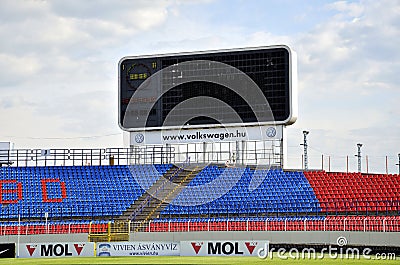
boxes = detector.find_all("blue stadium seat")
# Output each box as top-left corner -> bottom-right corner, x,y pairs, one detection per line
0,164 -> 170,219
161,167 -> 322,217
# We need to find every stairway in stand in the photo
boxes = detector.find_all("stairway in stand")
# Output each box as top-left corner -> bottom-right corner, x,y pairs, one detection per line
117,165 -> 201,229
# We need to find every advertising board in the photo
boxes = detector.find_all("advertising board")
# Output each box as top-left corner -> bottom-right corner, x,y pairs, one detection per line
18,242 -> 95,258
97,241 -> 180,256
181,240 -> 269,256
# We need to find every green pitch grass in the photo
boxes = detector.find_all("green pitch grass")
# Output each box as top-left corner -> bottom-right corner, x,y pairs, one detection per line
0,256 -> 398,265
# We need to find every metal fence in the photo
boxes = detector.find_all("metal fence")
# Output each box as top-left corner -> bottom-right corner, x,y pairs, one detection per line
0,141 -> 284,167
0,148 -> 117,167
0,217 -> 399,236
134,217 -> 400,233
1,200 -> 398,223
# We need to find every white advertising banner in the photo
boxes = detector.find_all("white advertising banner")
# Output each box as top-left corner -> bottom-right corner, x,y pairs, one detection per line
181,240 -> 269,256
18,242 -> 95,258
131,125 -> 283,145
97,242 -> 180,256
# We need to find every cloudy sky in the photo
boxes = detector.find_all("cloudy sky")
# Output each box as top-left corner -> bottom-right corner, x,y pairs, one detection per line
0,0 -> 399,173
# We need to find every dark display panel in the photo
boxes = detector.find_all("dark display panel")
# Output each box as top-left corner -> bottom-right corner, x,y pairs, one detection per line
119,46 -> 293,129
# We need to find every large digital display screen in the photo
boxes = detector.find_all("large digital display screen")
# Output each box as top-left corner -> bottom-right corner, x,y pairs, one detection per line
119,46 -> 297,131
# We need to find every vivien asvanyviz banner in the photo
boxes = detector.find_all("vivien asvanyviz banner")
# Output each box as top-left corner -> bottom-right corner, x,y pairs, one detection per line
18,243 -> 95,258
181,240 -> 269,256
131,125 -> 284,145
16,241 -> 269,258
97,242 -> 180,256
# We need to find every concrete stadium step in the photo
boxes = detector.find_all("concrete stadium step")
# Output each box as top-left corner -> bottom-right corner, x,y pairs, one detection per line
117,165 -> 201,223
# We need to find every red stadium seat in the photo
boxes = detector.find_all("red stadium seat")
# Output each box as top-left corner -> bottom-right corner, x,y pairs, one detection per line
304,171 -> 399,214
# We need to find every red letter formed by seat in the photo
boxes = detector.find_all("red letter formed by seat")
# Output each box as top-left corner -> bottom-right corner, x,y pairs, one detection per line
0,180 -> 23,204
41,179 -> 67,202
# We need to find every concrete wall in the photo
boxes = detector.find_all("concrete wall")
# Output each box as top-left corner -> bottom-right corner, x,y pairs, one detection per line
0,233 -> 88,243
0,231 -> 398,247
131,231 -> 400,247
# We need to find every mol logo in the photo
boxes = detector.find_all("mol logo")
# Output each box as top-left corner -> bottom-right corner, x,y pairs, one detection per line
245,242 -> 258,254
26,243 -> 86,257
73,244 -> 85,255
22,242 -> 94,258
207,242 -> 245,255
26,244 -> 38,256
191,242 -> 203,254
183,240 -> 265,256
41,244 -> 74,257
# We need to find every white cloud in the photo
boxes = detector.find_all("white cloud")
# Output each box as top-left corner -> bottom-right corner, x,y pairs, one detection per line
0,0 -> 398,173
286,0 -> 400,172
0,0 -> 176,148
327,0 -> 365,18
0,53 -> 42,86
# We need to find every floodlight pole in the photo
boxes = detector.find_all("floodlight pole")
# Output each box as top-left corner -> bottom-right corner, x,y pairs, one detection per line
396,153 -> 400,175
356,143 -> 362,173
301,131 -> 309,171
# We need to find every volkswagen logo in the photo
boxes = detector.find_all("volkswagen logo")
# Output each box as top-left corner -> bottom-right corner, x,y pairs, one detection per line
135,133 -> 144,143
266,127 -> 276,138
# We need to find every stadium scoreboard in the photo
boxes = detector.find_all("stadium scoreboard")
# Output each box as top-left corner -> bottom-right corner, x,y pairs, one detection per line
119,46 -> 297,131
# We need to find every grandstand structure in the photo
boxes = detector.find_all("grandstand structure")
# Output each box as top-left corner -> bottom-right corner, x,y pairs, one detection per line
0,154 -> 399,238
0,46 -> 399,249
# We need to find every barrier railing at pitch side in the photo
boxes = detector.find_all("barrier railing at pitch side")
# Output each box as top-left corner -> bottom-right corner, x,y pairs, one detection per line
0,200 -> 398,222
134,217 -> 400,233
0,216 -> 399,236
